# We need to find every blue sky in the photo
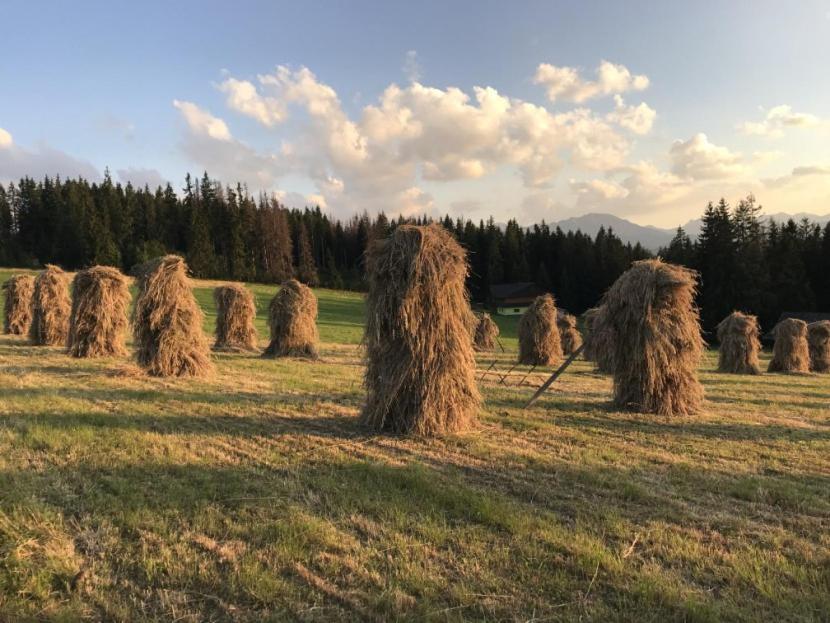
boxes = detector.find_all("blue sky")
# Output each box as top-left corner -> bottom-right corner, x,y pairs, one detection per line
1,0 -> 829,226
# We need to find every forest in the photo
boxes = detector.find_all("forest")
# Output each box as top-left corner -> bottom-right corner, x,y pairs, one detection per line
1,171 -> 828,332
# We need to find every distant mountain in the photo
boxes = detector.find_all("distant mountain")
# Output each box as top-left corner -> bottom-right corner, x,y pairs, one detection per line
552,213 -> 675,251
553,211 -> 830,251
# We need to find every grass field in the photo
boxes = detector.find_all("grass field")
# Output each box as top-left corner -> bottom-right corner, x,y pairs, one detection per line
1,267 -> 828,622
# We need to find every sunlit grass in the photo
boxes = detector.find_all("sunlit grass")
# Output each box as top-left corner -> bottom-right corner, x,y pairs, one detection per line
0,267 -> 828,621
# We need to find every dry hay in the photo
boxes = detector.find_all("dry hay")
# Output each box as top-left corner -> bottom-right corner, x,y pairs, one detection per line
213,284 -> 259,352
2,274 -> 35,335
473,312 -> 499,351
362,223 -> 480,436
716,311 -> 762,375
29,265 -> 71,346
132,255 -> 213,377
263,279 -> 319,358
557,310 -> 583,355
582,306 -> 615,373
767,318 -> 810,373
601,259 -> 704,416
518,294 -> 562,366
68,266 -> 131,358
807,320 -> 830,373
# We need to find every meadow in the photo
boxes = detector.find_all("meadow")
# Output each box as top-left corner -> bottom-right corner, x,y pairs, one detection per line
0,267 -> 828,622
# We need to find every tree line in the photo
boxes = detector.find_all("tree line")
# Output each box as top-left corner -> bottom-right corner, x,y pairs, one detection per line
0,172 -> 827,331
661,194 -> 830,332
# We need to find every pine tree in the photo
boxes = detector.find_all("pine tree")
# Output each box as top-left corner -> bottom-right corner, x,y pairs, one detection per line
296,221 -> 319,286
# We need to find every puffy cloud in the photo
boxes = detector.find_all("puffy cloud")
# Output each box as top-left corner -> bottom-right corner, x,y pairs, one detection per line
218,78 -> 287,127
669,133 -> 747,180
739,104 -> 822,137
0,127 -> 12,149
117,167 -> 168,189
533,60 -> 649,103
571,178 -> 630,201
764,164 -> 830,188
200,65 -> 633,216
607,95 -> 656,135
172,99 -> 232,141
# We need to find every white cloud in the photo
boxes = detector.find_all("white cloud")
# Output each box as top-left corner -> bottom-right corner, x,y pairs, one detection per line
533,60 -> 649,103
218,78 -> 287,127
739,104 -> 822,137
0,130 -> 100,183
0,127 -> 12,149
571,178 -> 630,201
117,167 -> 168,189
669,133 -> 747,180
607,95 -> 656,135
172,99 -> 232,141
764,164 -> 830,188
403,50 -> 422,83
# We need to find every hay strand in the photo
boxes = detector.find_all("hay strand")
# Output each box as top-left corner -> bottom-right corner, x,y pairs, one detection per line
2,274 -> 35,335
132,255 -> 213,377
68,266 -> 131,358
518,294 -> 562,366
29,265 -> 71,346
767,318 -> 810,373
213,284 -> 259,352
601,259 -> 704,416
473,312 -> 499,351
263,279 -> 319,358
716,311 -> 761,375
557,311 -> 583,356
582,306 -> 615,373
807,320 -> 830,373
362,223 -> 480,436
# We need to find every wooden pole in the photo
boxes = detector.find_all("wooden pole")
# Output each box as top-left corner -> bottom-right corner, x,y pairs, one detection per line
524,344 -> 585,409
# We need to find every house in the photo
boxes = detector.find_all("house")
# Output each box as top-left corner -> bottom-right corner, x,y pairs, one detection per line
489,282 -> 544,315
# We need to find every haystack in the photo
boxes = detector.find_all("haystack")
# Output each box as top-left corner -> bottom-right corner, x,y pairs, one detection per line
2,274 -> 35,335
213,284 -> 258,352
601,259 -> 704,416
518,294 -> 562,366
716,311 -> 761,374
473,312 -> 499,351
29,265 -> 71,346
362,223 -> 480,436
263,279 -> 318,358
582,306 -> 615,373
557,311 -> 583,355
132,255 -> 213,377
807,320 -> 830,373
767,318 -> 809,373
68,266 -> 131,358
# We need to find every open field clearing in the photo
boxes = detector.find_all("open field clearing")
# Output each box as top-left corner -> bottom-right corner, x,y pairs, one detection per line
1,268 -> 829,622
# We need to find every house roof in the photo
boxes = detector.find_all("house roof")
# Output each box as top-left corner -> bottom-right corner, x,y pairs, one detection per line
489,282 -> 542,301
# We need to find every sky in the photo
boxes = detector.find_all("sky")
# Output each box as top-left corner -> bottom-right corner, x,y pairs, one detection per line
1,0 -> 829,227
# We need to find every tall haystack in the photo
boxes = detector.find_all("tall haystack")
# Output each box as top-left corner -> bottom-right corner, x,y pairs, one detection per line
518,294 -> 562,366
716,311 -> 762,374
29,265 -> 71,346
557,311 -> 583,355
807,320 -> 830,373
2,274 -> 35,335
767,318 -> 809,373
132,255 -> 213,377
473,312 -> 499,351
582,306 -> 615,373
68,266 -> 131,358
213,284 -> 258,352
263,279 -> 318,358
602,259 -> 704,416
362,223 -> 480,436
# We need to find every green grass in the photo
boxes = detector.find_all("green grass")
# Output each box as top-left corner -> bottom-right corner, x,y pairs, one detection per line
1,267 -> 829,621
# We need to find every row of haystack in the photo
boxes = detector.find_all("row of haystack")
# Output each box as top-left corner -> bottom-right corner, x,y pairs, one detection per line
2,256 -> 320,377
